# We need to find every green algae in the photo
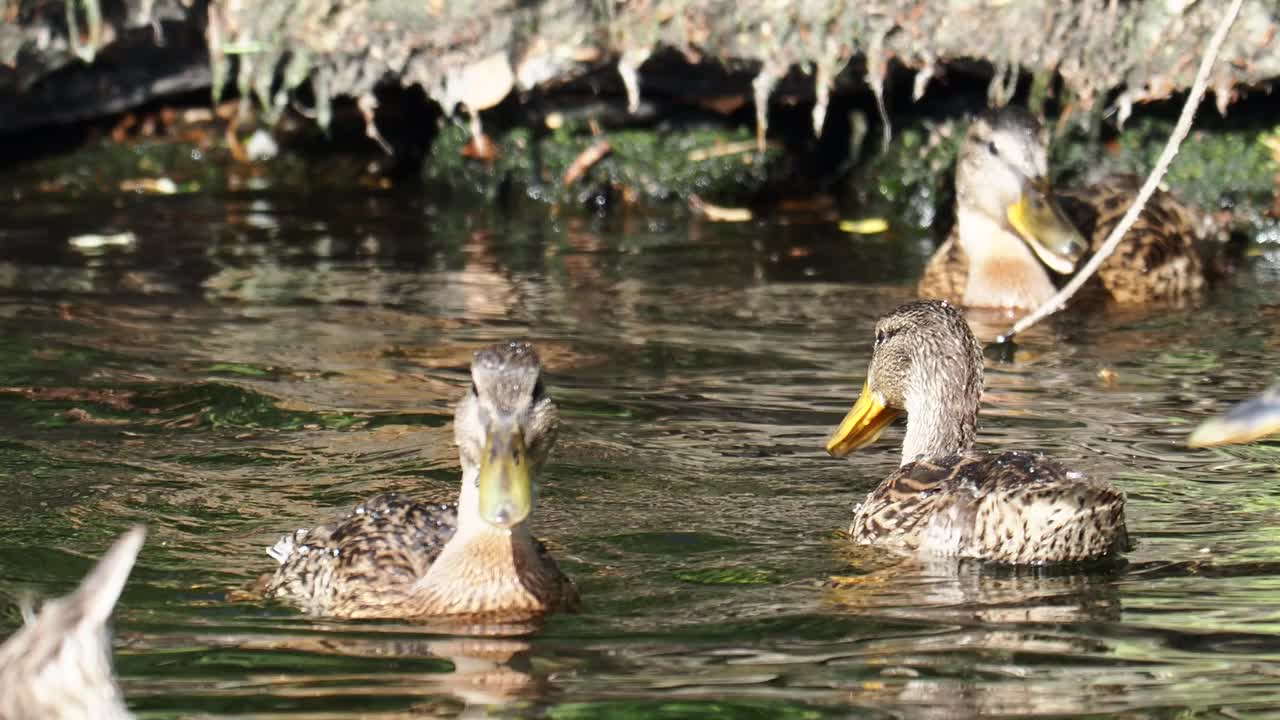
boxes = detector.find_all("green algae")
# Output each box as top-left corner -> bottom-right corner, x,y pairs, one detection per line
206,363 -> 278,378
424,120 -> 784,205
1053,116 -> 1280,222
675,567 -> 778,585
848,119 -> 963,232
3,100 -> 1275,237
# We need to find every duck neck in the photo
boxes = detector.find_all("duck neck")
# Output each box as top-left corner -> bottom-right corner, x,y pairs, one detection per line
452,466 -> 495,536
412,468 -> 550,615
957,205 -> 1057,310
446,465 -> 541,559
900,372 -> 980,466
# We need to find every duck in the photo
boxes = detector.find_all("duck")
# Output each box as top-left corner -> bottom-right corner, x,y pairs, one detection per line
1188,384 -> 1280,447
0,526 -> 145,720
824,300 -> 1127,563
264,341 -> 579,621
917,107 -> 1208,310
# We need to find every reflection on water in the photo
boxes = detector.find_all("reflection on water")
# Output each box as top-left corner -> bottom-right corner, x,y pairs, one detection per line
0,190 -> 1279,716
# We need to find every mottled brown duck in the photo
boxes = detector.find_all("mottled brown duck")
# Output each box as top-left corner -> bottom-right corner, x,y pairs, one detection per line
918,108 -> 1208,310
825,300 -> 1127,563
265,341 -> 578,620
1188,384 -> 1280,447
0,526 -> 144,720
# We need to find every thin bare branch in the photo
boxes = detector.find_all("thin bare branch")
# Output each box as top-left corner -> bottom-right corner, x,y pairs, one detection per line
1001,0 -> 1245,342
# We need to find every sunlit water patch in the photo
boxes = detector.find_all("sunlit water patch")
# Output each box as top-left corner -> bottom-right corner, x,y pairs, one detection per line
0,191 -> 1278,717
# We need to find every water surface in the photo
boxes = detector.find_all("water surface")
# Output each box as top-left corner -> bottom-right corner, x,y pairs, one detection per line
1,188 -> 1279,718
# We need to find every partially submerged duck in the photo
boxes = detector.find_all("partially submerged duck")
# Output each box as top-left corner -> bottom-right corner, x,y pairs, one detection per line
265,341 -> 578,620
918,108 -> 1207,310
1188,384 -> 1280,447
825,300 -> 1127,563
0,526 -> 144,720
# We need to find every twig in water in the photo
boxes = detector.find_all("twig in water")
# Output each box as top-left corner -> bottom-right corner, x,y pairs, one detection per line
1001,0 -> 1244,342
562,140 -> 612,186
687,140 -> 761,162
688,194 -> 753,222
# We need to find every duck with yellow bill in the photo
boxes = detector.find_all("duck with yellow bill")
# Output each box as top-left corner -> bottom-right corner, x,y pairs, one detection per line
918,107 -> 1210,310
263,341 -> 579,621
825,300 -> 1128,564
1188,384 -> 1280,448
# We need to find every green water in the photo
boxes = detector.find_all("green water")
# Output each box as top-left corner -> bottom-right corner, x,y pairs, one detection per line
1,187 -> 1280,718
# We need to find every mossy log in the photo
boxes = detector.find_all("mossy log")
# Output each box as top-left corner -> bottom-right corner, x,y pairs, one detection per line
2,1 -> 1278,137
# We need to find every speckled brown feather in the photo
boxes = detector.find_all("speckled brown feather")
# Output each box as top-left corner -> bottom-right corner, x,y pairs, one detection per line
852,452 -> 1128,564
918,176 -> 1208,306
266,494 -> 459,615
1056,176 -> 1206,304
267,493 -> 577,620
916,234 -> 968,304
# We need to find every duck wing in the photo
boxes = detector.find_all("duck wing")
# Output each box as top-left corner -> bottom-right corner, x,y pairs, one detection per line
266,493 -> 458,616
916,231 -> 969,304
851,451 -> 1127,564
1056,177 -> 1206,304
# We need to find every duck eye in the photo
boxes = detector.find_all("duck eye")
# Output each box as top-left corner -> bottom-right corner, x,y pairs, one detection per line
875,330 -> 885,347
986,141 -> 999,157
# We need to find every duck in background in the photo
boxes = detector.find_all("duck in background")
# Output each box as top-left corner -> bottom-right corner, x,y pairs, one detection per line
825,300 -> 1127,563
918,107 -> 1211,311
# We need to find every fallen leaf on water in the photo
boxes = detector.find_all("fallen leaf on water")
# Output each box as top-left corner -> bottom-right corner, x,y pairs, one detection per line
838,218 -> 889,234
689,194 -> 752,222
69,232 -> 138,250
119,178 -> 183,194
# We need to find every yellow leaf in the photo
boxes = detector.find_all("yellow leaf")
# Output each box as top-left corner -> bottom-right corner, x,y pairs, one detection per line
839,218 -> 889,234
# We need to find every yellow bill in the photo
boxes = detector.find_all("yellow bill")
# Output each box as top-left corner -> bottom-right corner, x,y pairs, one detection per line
478,428 -> 532,529
1006,179 -> 1088,275
1188,389 -> 1280,448
825,382 -> 903,457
